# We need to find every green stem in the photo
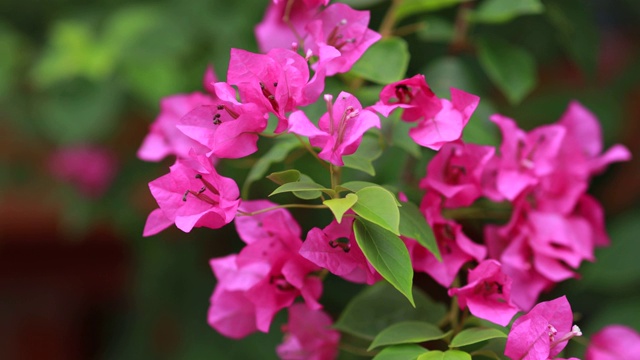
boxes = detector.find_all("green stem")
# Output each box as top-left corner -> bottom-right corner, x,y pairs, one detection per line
379,0 -> 403,38
237,203 -> 328,217
295,134 -> 329,169
442,207 -> 511,221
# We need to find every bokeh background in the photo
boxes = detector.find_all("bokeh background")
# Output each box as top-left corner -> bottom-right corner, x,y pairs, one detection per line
1,0 -> 639,359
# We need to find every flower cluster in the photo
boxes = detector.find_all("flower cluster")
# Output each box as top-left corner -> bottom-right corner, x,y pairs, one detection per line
137,0 -> 633,359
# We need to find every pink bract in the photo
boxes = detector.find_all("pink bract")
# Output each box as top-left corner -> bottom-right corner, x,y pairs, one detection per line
137,92 -> 214,161
176,86 -> 268,159
448,259 -> 520,326
585,325 -> 640,360
276,303 -> 340,360
374,76 -> 480,150
408,193 -> 486,287
227,48 -> 323,133
287,91 -> 380,166
299,217 -> 381,284
255,0 -> 321,53
208,201 -> 323,337
143,154 -> 240,236
505,296 -> 579,360
421,141 -> 495,208
304,3 -> 381,76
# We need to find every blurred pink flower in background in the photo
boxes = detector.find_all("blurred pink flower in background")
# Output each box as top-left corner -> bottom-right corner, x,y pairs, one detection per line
49,145 -> 118,198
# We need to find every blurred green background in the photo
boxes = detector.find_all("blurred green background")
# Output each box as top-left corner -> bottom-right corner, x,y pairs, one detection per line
0,0 -> 638,359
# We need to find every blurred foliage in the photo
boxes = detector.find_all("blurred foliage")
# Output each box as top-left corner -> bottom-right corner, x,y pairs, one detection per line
0,0 -> 638,359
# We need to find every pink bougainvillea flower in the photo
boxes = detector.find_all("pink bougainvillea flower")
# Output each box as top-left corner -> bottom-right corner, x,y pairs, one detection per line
137,92 -> 213,161
235,199 -> 302,245
227,48 -> 323,132
255,0 -> 322,53
49,145 -> 118,198
143,154 -> 240,236
585,325 -> 640,360
299,217 -> 381,285
421,141 -> 495,208
176,85 -> 268,159
407,192 -> 486,287
138,68 -> 219,162
505,296 -> 581,360
557,101 -> 631,175
490,114 -> 567,201
448,259 -> 520,326
373,74 -> 441,121
374,75 -> 480,150
304,3 -> 381,76
208,201 -> 323,337
288,92 -> 380,166
277,303 -> 340,360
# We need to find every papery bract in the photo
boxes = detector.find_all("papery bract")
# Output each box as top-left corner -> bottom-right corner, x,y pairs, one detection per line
304,3 -> 381,76
374,76 -> 479,150
373,74 -> 441,121
491,114 -> 566,201
408,193 -> 486,287
138,69 -> 219,161
276,303 -> 340,360
585,325 -> 640,360
558,101 -> 631,175
299,217 -> 381,284
505,296 -> 580,360
208,201 -> 323,338
143,154 -> 240,236
448,259 -> 520,326
421,141 -> 495,208
288,92 -> 380,166
255,0 -> 321,53
137,92 -> 213,161
176,84 -> 268,159
227,48 -> 323,132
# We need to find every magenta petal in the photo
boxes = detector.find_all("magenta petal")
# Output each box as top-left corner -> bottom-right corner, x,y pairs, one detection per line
586,325 -> 640,360
143,208 -> 173,237
208,288 -> 258,339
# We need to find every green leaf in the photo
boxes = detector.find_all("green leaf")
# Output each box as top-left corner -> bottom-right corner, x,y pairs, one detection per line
546,0 -> 598,78
417,350 -> 472,360
335,282 -> 446,340
242,137 -> 301,197
343,155 -> 376,176
350,37 -> 409,85
323,194 -> 358,223
339,181 -> 380,193
269,181 -> 331,198
449,327 -> 507,348
422,57 -> 480,99
417,17 -> 455,43
368,321 -> 445,350
266,169 -> 301,185
477,37 -> 536,104
392,118 -> 421,158
353,219 -> 414,306
343,133 -> 382,176
292,174 -> 324,200
372,344 -> 429,360
399,201 -> 441,261
470,0 -> 544,24
396,0 -> 470,22
352,186 -> 400,235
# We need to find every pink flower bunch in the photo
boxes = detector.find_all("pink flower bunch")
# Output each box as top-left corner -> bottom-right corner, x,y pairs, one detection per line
138,0 -> 383,235
208,201 -> 323,338
136,1 -> 635,359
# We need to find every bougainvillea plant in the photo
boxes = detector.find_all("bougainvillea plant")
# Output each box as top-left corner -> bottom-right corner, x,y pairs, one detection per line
139,0 -> 635,359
